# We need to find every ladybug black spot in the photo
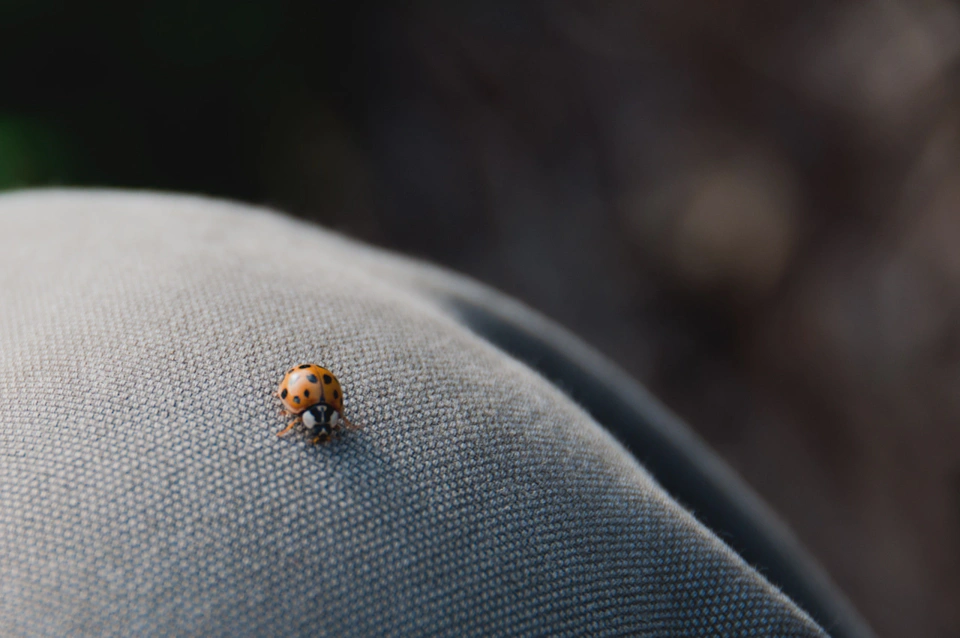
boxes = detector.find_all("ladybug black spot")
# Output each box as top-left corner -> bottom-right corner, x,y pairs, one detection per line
304,389 -> 310,398
323,374 -> 333,384
293,396 -> 301,405
333,390 -> 339,399
299,364 -> 311,369
281,389 -> 288,399
307,374 -> 318,383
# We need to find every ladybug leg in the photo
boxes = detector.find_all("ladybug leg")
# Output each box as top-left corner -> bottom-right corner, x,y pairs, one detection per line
341,415 -> 361,430
276,417 -> 300,437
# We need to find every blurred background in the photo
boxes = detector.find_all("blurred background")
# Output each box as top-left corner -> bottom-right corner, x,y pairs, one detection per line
1,1 -> 957,635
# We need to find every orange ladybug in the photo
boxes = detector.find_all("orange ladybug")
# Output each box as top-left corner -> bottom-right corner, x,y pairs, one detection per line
274,364 -> 357,443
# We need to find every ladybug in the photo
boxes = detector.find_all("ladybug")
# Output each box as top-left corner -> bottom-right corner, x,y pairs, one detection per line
274,364 -> 357,443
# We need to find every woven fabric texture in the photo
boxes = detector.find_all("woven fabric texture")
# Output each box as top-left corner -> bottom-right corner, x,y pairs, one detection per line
0,190 -> 826,637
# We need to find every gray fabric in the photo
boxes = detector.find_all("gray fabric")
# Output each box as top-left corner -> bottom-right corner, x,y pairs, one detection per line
0,189 -> 826,637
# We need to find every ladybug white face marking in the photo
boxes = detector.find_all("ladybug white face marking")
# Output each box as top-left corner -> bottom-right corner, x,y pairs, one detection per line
302,404 -> 339,430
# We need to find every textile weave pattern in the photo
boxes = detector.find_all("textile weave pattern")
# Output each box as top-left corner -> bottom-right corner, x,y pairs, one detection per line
0,190 -> 826,637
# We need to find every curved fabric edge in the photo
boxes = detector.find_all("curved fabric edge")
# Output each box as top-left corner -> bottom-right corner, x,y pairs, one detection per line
370,243 -> 877,638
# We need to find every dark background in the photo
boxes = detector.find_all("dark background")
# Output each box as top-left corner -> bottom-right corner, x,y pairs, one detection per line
2,2 -> 957,636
